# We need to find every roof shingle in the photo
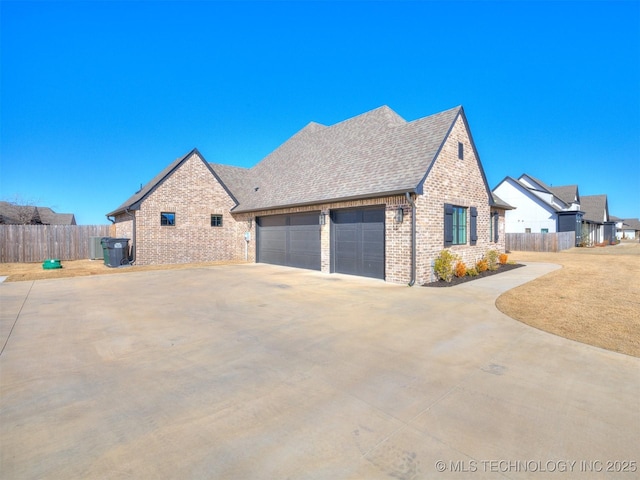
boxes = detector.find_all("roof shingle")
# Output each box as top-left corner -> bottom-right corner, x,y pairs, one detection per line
229,105 -> 462,212
108,105 -> 466,216
580,194 -> 609,223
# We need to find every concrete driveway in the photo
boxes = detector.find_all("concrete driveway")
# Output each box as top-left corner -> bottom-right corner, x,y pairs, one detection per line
1,263 -> 638,479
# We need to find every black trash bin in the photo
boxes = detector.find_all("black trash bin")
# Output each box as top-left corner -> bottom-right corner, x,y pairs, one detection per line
101,238 -> 130,267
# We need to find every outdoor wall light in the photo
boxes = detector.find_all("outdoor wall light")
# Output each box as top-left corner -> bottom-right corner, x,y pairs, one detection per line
395,207 -> 404,224
319,212 -> 327,225
247,218 -> 253,229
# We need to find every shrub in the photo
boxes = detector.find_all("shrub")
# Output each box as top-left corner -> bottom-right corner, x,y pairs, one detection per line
476,259 -> 488,272
434,249 -> 459,282
485,250 -> 499,271
466,267 -> 479,277
454,261 -> 467,278
499,253 -> 508,265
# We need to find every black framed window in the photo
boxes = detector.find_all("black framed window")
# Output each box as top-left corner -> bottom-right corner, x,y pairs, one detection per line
211,214 -> 223,227
453,206 -> 467,244
458,142 -> 464,160
161,212 -> 175,226
444,204 -> 469,246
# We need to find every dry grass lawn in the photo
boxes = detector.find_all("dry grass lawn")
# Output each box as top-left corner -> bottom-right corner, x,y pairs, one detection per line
0,259 -> 247,283
2,243 -> 639,357
497,241 -> 640,358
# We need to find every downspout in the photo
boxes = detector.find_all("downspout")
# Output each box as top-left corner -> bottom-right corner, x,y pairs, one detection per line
405,192 -> 416,287
124,207 -> 136,264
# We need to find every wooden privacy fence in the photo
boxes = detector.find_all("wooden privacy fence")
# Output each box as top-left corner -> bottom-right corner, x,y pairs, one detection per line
0,225 -> 113,263
506,231 -> 575,252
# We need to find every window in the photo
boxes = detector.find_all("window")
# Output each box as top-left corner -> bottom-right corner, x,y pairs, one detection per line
490,212 -> 493,242
211,214 -> 223,227
541,228 -> 549,234
525,228 -> 531,233
161,212 -> 175,226
444,204 -> 472,246
453,206 -> 467,244
458,142 -> 464,160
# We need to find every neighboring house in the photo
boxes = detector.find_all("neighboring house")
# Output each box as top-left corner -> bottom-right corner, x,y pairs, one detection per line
492,174 -> 615,246
107,105 -> 508,284
0,202 -> 77,225
492,174 -> 583,242
612,216 -> 640,240
580,194 -> 615,245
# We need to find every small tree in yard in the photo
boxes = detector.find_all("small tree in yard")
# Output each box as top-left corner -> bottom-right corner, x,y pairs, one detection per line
434,249 -> 460,282
0,195 -> 41,224
485,250 -> 499,271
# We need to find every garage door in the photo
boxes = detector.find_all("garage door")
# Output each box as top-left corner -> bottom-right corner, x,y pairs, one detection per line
331,207 -> 385,279
256,212 -> 321,270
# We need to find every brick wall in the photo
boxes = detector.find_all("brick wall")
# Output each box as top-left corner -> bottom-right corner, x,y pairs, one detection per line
415,115 -> 499,284
115,152 -> 249,265
491,208 -> 507,252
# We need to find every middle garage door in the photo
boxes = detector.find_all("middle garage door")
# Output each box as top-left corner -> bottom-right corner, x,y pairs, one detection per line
256,212 -> 321,271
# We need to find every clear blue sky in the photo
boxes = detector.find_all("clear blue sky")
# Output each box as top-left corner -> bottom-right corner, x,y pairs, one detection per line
2,0 -> 639,224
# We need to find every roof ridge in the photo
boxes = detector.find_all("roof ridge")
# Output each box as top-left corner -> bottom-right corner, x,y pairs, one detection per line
407,105 -> 462,122
209,162 -> 250,171
327,105 -> 406,129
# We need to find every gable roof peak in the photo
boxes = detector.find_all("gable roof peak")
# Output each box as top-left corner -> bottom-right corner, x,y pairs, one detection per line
519,173 -> 554,192
329,105 -> 407,129
106,148 -> 209,217
548,184 -> 579,204
304,121 -> 325,130
580,194 -> 609,223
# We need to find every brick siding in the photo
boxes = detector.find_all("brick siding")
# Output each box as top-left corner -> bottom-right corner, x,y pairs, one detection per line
114,152 -> 250,265
414,115 -> 499,284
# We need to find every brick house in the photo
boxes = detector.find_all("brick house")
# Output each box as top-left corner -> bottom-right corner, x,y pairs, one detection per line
107,105 -> 507,284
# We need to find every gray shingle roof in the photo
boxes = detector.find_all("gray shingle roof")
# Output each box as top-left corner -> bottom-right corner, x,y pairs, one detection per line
108,106 -> 467,216
36,207 -> 76,225
515,175 -> 581,210
208,163 -> 252,204
620,218 -> 640,231
107,151 -> 195,217
548,185 -> 579,205
0,202 -> 76,225
521,174 -> 554,192
580,194 -> 609,223
229,105 -> 463,212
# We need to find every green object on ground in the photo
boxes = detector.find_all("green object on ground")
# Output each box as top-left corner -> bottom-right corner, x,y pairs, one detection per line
42,259 -> 62,269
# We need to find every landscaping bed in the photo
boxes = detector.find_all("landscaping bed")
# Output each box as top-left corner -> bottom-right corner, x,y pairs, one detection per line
424,263 -> 524,287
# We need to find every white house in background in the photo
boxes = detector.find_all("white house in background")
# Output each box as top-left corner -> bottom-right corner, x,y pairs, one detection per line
492,174 -> 616,246
612,216 -> 640,240
492,174 -> 583,240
